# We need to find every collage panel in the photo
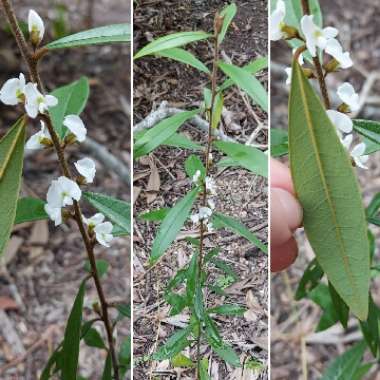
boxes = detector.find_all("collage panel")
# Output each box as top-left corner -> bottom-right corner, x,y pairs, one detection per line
133,0 -> 268,378
0,0 -> 131,379
271,0 -> 380,378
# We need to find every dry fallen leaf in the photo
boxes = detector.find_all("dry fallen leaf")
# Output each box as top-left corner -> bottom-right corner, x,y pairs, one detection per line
146,157 -> 160,204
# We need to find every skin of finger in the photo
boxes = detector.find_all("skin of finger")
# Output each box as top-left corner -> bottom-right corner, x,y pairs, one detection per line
271,237 -> 298,272
270,158 -> 295,194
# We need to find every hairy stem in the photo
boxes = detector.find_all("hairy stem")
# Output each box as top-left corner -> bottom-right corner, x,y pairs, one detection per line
300,0 -> 331,108
195,16 -> 220,380
0,1 -> 120,378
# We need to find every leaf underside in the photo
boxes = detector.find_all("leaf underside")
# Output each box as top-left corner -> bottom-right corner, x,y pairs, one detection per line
289,61 -> 369,320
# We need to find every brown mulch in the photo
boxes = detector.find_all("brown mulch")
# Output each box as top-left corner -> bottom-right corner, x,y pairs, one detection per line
0,1 -> 131,378
133,1 -> 268,379
271,1 -> 380,379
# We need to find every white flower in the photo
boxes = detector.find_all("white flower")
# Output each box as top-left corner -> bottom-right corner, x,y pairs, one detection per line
25,121 -> 51,150
199,206 -> 212,220
207,222 -> 214,232
75,158 -> 96,183
208,198 -> 216,210
337,82 -> 359,112
28,10 -> 45,45
24,83 -> 58,118
326,109 -> 353,134
63,115 -> 87,142
205,176 -> 217,195
83,213 -> 105,228
300,15 -> 338,57
94,222 -> 114,247
192,170 -> 201,183
0,73 -> 26,105
341,134 -> 353,150
351,142 -> 369,169
46,176 -> 81,208
190,213 -> 200,224
44,204 -> 62,226
325,39 -> 353,69
208,153 -> 213,163
270,0 -> 286,41
285,67 -> 292,85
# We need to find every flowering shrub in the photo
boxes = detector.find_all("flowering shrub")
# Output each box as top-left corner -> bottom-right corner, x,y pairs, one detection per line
0,1 -> 130,378
271,0 -> 380,376
134,4 -> 268,378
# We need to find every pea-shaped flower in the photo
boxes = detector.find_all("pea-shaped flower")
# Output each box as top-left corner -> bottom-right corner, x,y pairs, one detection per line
44,204 -> 62,226
25,121 -> 52,150
75,158 -> 96,183
0,73 -> 26,105
337,82 -> 360,112
270,0 -> 286,41
24,83 -> 58,118
326,109 -> 353,134
325,39 -> 353,69
63,115 -> 87,142
205,176 -> 217,195
300,15 -> 338,57
28,10 -> 45,46
46,176 -> 82,208
94,222 -> 114,247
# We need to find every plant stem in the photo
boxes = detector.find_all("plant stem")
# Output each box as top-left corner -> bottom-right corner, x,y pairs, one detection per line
300,0 -> 331,109
0,1 -> 120,378
195,17 -> 220,380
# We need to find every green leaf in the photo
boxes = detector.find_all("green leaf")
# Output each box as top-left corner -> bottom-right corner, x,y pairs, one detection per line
186,251 -> 198,302
46,23 -> 130,49
328,282 -> 349,329
163,133 -> 202,150
83,192 -> 130,234
157,48 -> 210,73
40,348 -> 62,380
289,61 -> 369,320
135,31 -> 211,59
359,295 -> 380,357
150,188 -> 199,264
14,197 -> 48,224
153,325 -> 192,360
321,341 -> 367,380
212,212 -> 267,252
119,336 -> 131,377
117,303 -> 131,319
61,281 -> 86,380
194,283 -> 205,321
352,363 -> 373,380
101,354 -> 112,380
199,358 -> 211,380
367,192 -> 380,218
134,110 -> 199,158
84,259 -> 109,278
205,315 -> 240,367
218,3 -> 237,43
214,141 -> 268,177
184,154 -> 206,179
0,117 -> 26,257
218,62 -> 268,112
139,208 -> 170,222
295,259 -> 324,300
271,128 -> 289,157
211,93 -> 224,130
208,304 -> 246,316
49,77 -> 89,139
111,224 -> 129,237
219,56 -> 268,92
353,119 -> 380,154
210,258 -> 238,281
83,327 -> 106,349
171,353 -> 194,368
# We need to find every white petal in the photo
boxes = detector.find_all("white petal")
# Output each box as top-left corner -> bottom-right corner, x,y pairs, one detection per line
326,110 -> 353,133
94,222 -> 114,247
63,115 -> 87,142
44,204 -> 62,226
44,94 -> 58,107
325,39 -> 353,69
57,176 -> 82,203
24,82 -> 41,118
25,131 -> 44,150
83,212 -> 105,227
354,156 -> 369,170
190,214 -> 200,224
351,142 -> 366,157
323,26 -> 338,39
337,82 -> 359,111
301,15 -> 317,57
28,10 -> 45,41
341,134 -> 353,150
75,157 -> 96,183
285,67 -> 292,85
46,179 -> 64,208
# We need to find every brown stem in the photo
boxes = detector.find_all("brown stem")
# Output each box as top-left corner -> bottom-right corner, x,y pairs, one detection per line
195,20 -> 220,380
0,1 -> 120,378
300,0 -> 331,109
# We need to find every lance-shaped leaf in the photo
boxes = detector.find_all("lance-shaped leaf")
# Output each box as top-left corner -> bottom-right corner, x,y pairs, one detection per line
214,141 -> 268,177
157,48 -> 210,73
289,61 -> 369,320
49,77 -> 89,139
46,23 -> 130,49
150,188 -> 199,264
0,117 -> 26,256
218,3 -> 237,43
83,192 -> 130,234
218,62 -> 268,112
134,110 -> 199,158
134,31 -> 211,59
15,197 -> 48,224
353,119 -> 380,154
61,281 -> 86,380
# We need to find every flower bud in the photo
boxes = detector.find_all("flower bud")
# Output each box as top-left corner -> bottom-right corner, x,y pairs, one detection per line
337,103 -> 350,113
281,25 -> 299,40
302,68 -> 315,79
28,10 -> 45,47
323,58 -> 340,73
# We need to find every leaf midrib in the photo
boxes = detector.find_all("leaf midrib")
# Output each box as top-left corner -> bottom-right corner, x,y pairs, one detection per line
294,64 -> 359,307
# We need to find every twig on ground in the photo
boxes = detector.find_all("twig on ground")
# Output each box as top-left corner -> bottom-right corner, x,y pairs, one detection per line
0,310 -> 25,357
